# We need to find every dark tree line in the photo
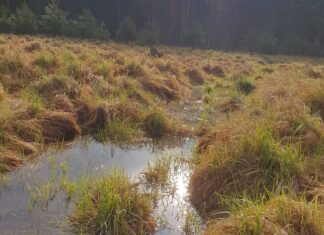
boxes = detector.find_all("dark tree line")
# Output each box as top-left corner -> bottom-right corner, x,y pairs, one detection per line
1,0 -> 324,56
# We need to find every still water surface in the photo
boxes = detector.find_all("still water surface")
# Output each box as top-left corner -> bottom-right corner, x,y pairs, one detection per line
0,137 -> 197,235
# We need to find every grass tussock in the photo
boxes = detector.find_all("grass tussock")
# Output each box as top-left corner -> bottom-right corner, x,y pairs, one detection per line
189,53 -> 324,233
33,52 -> 59,71
0,147 -> 22,172
70,170 -> 156,235
306,68 -> 322,79
218,96 -> 243,113
127,61 -> 145,77
235,76 -> 256,95
143,110 -> 172,138
190,127 -> 305,216
186,68 -> 207,85
271,107 -> 324,153
206,196 -> 324,235
0,35 -> 193,172
203,64 -> 226,78
140,75 -> 179,101
142,155 -> 172,188
37,111 -> 81,143
0,85 -> 4,102
304,88 -> 324,120
25,42 -> 41,53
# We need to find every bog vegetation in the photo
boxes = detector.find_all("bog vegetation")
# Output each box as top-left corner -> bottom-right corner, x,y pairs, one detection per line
0,33 -> 323,234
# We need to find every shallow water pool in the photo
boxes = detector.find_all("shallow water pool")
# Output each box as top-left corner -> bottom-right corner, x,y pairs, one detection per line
0,137 -> 199,235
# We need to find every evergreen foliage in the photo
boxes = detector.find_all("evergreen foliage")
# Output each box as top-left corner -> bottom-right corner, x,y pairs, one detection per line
9,3 -> 38,34
117,17 -> 137,43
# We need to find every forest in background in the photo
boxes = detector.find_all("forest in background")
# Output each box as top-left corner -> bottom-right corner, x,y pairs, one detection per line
1,0 -> 324,56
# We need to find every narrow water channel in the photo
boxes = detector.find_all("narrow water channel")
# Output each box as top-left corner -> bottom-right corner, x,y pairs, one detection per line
0,137 -> 199,235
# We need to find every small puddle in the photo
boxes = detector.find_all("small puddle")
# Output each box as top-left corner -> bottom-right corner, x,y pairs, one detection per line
0,137 -> 201,235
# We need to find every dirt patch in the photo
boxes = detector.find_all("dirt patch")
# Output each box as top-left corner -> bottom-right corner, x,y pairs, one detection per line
38,111 -> 81,143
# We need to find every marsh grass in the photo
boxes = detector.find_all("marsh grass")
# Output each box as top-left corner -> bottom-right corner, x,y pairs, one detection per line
183,209 -> 204,235
70,170 -> 156,235
0,172 -> 10,185
1,34 -> 324,234
34,52 -> 59,71
95,118 -> 142,143
190,127 -> 306,215
142,155 -> 173,188
21,89 -> 44,115
127,61 -> 145,77
95,60 -> 113,80
206,195 -> 324,235
235,76 -> 256,95
0,100 -> 14,132
305,88 -> 324,120
143,110 -> 171,138
189,60 -> 324,233
0,34 -> 194,173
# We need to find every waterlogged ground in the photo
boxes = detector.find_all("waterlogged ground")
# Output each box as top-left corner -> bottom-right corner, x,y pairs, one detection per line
0,137 -> 201,235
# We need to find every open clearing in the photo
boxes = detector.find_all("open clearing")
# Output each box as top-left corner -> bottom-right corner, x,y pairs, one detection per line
0,34 -> 324,234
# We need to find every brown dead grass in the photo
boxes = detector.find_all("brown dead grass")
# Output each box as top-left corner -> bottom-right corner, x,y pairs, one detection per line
306,68 -> 322,79
52,94 -> 74,112
0,82 -> 4,101
37,111 -> 81,143
217,96 -> 243,113
0,148 -> 22,172
140,76 -> 178,100
305,88 -> 324,120
25,42 -> 41,53
203,64 -> 226,78
186,68 -> 207,85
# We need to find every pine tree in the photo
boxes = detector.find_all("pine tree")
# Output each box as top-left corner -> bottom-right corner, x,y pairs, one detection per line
0,5 -> 10,32
41,0 -> 68,35
9,3 -> 38,34
71,8 -> 110,40
117,17 -> 137,43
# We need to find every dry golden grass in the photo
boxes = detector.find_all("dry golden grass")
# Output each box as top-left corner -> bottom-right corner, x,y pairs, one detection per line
1,33 -> 324,234
0,34 -> 198,172
205,196 -> 324,235
186,48 -> 324,233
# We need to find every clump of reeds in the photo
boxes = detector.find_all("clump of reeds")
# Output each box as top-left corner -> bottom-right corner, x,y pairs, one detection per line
70,170 -> 156,235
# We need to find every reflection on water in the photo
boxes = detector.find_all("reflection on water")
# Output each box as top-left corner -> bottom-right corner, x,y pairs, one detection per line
0,136 -> 198,235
